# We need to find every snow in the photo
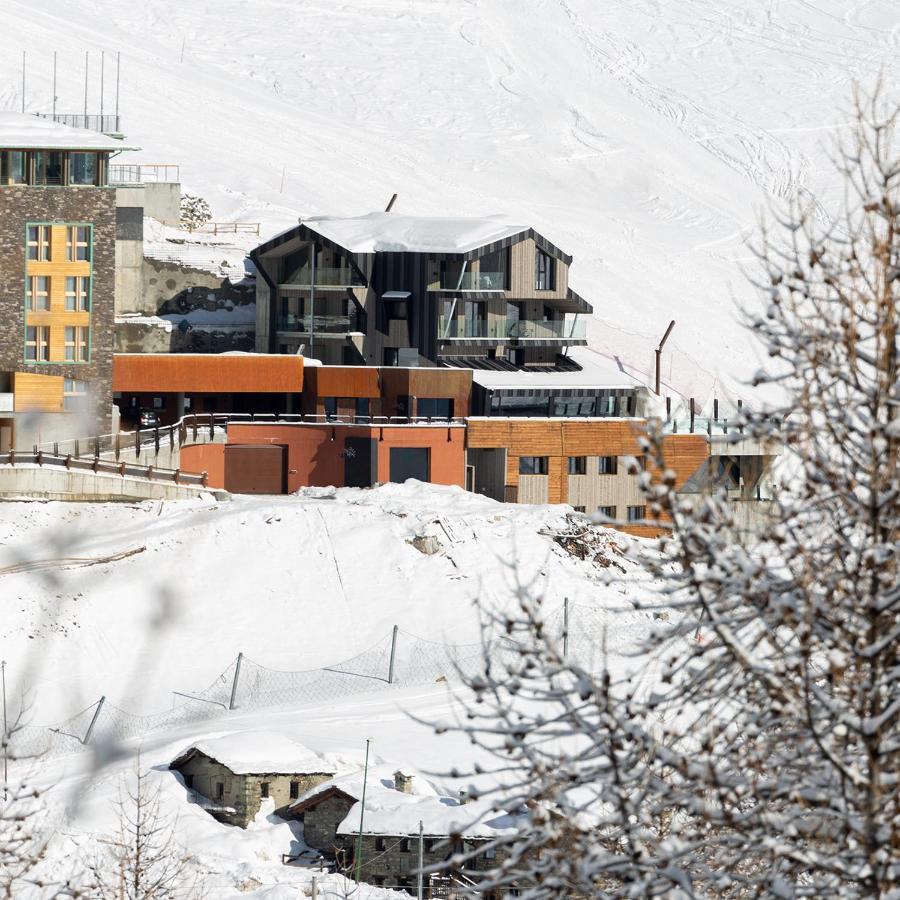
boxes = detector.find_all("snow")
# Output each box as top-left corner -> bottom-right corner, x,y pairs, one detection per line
291,212 -> 527,254
171,731 -> 336,775
0,110 -> 137,151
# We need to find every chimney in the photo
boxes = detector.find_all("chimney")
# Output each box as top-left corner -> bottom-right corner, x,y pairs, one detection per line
394,770 -> 414,794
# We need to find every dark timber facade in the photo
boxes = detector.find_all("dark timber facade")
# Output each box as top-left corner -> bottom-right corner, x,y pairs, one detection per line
251,215 -> 592,371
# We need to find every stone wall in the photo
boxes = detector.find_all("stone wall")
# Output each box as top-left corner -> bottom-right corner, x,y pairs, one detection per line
301,794 -> 356,853
0,186 -> 116,432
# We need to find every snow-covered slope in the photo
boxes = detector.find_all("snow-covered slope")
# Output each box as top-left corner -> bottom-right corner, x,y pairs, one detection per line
2,0 -> 897,399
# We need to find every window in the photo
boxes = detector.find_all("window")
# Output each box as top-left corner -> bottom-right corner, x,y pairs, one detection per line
260,782 -> 270,799
597,505 -> 616,519
66,225 -> 91,262
598,456 -> 618,475
215,782 -> 224,799
289,781 -> 299,799
25,326 -> 49,362
69,152 -> 97,186
573,505 -> 586,513
33,151 -> 63,185
384,298 -> 408,321
519,456 -> 548,475
324,397 -> 338,420
626,505 -> 646,523
1,151 -> 27,185
390,446 -> 430,483
64,326 -> 89,362
355,397 -> 370,418
383,347 -> 399,367
484,846 -> 497,860
568,456 -> 586,475
417,397 -> 453,419
65,276 -> 90,311
152,396 -> 165,409
374,837 -> 386,852
398,838 -> 410,853
477,248 -> 505,289
630,455 -> 647,473
63,379 -> 88,411
26,276 -> 50,310
26,225 -> 50,261
398,856 -> 411,873
535,248 -> 555,291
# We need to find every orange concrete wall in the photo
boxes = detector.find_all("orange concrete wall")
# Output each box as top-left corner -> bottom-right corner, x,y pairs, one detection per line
225,423 -> 465,492
113,354 -> 303,394
180,442 -> 226,488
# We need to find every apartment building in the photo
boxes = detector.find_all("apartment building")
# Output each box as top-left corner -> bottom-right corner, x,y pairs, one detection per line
251,212 -> 591,369
0,112 -> 136,447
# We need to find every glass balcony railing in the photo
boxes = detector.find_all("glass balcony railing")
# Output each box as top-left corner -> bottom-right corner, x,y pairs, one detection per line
437,271 -> 505,291
277,313 -> 364,334
281,267 -> 365,288
437,317 -> 587,340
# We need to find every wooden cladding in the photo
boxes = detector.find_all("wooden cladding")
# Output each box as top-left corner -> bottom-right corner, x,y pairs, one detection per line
13,372 -> 64,412
305,366 -> 381,399
509,238 -> 568,300
112,354 -> 304,394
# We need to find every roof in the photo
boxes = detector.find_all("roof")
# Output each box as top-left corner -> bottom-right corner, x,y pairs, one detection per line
169,731 -> 336,776
112,353 -> 304,394
0,112 -> 138,152
255,213 -> 574,264
470,347 -> 649,391
291,765 -> 522,839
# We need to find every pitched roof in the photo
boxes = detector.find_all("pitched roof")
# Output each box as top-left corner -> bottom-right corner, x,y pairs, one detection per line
169,731 -> 336,776
0,112 -> 138,151
290,765 -> 522,839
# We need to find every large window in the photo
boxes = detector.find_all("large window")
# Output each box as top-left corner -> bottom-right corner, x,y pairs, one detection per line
25,326 -> 50,362
26,225 -> 50,261
33,151 -> 63,186
417,397 -> 453,419
26,276 -> 50,311
65,276 -> 90,311
64,326 -> 89,362
66,225 -> 91,262
519,456 -> 548,475
63,379 -> 88,411
69,152 -> 98,186
1,152 -> 27,185
598,456 -> 618,475
535,248 -> 555,291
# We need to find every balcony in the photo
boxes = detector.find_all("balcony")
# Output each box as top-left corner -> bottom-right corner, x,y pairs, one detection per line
438,316 -> 586,341
281,267 -> 365,289
34,113 -> 122,135
277,313 -> 365,335
434,271 -> 505,291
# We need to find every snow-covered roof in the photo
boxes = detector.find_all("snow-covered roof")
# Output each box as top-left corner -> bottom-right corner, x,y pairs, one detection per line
299,212 -> 527,254
0,112 -> 137,151
292,764 -> 522,839
169,731 -> 336,776
471,347 -> 649,391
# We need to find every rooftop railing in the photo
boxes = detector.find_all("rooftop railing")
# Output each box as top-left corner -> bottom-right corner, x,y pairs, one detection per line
34,113 -> 121,134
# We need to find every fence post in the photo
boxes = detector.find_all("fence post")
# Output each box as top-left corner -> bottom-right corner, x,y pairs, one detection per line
134,428 -> 140,459
94,436 -> 100,459
74,438 -> 80,459
154,427 -> 160,456
563,597 -> 569,657
229,653 -> 243,710
82,696 -> 106,745
209,413 -> 214,441
115,431 -> 120,461
388,625 -> 399,684
689,398 -> 695,433
311,877 -> 317,900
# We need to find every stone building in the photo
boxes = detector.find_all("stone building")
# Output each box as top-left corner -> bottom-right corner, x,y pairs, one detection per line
289,765 -> 521,896
169,731 -> 336,828
0,112 -> 137,447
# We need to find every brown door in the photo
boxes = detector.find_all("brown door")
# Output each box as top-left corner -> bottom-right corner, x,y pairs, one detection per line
224,444 -> 287,494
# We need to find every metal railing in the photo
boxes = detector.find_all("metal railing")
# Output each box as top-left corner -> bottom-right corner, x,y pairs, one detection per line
108,163 -> 180,184
34,113 -> 121,134
188,221 -> 261,236
0,448 -> 207,486
438,316 -> 586,340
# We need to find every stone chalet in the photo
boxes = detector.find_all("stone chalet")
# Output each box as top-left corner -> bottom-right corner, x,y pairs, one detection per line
169,731 -> 336,828
288,764 -> 523,896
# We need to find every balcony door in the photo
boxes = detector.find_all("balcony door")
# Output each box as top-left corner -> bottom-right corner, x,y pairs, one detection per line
464,301 -> 485,338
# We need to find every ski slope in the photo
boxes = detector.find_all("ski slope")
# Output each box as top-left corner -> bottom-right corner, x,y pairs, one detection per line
2,0 -> 898,399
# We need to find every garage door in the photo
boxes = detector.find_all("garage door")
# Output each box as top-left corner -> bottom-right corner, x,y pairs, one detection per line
389,447 -> 430,483
224,444 -> 287,494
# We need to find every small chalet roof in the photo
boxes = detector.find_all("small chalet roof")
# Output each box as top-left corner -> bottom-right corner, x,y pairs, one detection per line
169,731 -> 336,776
291,765 -> 522,839
0,112 -> 137,152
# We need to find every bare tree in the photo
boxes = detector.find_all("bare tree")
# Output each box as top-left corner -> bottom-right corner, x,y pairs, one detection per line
431,87 -> 900,898
88,760 -> 200,900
